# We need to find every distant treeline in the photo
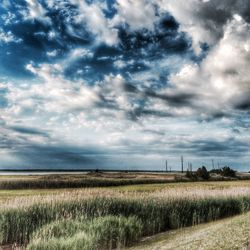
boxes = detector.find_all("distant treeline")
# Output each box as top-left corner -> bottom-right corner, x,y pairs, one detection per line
186,166 -> 239,181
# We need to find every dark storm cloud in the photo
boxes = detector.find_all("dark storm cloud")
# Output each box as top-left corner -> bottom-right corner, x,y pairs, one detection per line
118,18 -> 189,54
233,94 -> 250,111
93,79 -> 195,121
8,125 -> 50,137
121,82 -> 196,108
124,82 -> 196,110
0,138 -> 107,169
199,0 -> 250,25
144,90 -> 195,107
0,122 -> 108,169
126,107 -> 173,121
165,0 -> 250,53
16,144 -> 98,168
175,138 -> 249,158
94,94 -> 173,121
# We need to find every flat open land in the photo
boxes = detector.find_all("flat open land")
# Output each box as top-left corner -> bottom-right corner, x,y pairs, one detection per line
1,173 -> 250,249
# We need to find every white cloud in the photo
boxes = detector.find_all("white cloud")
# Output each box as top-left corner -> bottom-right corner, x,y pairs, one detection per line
69,48 -> 93,59
112,0 -> 158,31
59,47 -> 94,69
2,0 -> 250,168
47,30 -> 57,40
169,16 -> 250,117
113,59 -> 134,69
2,0 -> 10,9
156,0 -> 250,54
23,63 -> 100,113
62,0 -> 159,46
70,0 -> 119,46
46,50 -> 58,57
25,0 -> 51,25
113,60 -> 126,69
0,29 -> 21,43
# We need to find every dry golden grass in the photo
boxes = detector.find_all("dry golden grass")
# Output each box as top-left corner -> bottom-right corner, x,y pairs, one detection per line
2,180 -> 250,209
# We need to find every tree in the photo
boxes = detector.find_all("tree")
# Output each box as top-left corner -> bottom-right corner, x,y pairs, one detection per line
209,166 -> 236,177
196,166 -> 210,180
221,166 -> 236,177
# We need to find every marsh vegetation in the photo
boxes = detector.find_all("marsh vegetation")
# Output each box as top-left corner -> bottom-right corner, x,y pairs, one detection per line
1,177 -> 250,249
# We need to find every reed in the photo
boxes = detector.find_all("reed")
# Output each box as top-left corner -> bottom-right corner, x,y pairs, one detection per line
28,216 -> 143,250
0,177 -> 172,190
1,195 -> 250,246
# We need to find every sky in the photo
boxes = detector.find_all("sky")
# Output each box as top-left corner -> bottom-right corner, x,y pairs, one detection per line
0,0 -> 250,171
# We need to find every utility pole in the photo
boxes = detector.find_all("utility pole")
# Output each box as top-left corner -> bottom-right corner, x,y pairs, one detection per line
181,156 -> 184,173
212,159 -> 215,169
165,160 -> 168,172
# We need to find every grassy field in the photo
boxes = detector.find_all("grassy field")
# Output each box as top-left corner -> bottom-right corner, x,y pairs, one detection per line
2,180 -> 250,205
0,172 -> 178,190
1,175 -> 250,249
131,211 -> 250,250
1,171 -> 250,190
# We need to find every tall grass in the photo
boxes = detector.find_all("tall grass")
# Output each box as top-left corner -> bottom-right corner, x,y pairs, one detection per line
1,195 -> 250,246
28,216 -> 142,250
0,177 -> 172,190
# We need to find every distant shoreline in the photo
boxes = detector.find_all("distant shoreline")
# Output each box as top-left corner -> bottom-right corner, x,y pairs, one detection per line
0,170 -> 249,177
0,169 -> 180,175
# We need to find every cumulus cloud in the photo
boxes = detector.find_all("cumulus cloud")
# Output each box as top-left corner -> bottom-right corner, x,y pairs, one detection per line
157,0 -> 250,53
1,0 -> 250,169
112,0 -> 158,31
0,29 -> 21,43
69,0 -> 119,46
169,15 -> 250,119
25,0 -> 51,25
22,63 -> 100,113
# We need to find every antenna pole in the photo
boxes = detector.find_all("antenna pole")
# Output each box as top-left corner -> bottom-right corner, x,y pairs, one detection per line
181,156 -> 184,173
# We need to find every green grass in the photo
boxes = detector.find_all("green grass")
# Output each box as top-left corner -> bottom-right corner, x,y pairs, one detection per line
1,195 -> 250,246
2,179 -> 250,249
28,216 -> 142,250
131,211 -> 250,250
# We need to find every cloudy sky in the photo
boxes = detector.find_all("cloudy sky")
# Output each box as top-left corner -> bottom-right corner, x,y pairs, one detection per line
0,0 -> 250,171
